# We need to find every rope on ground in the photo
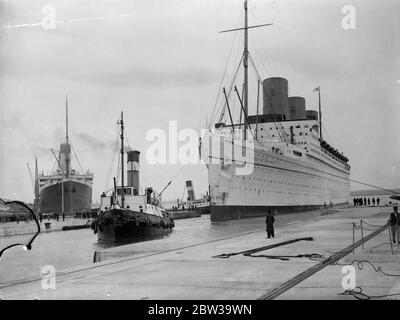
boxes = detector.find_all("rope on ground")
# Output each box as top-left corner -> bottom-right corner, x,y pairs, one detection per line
339,286 -> 400,300
369,242 -> 398,249
212,237 -> 314,259
245,253 -> 325,261
362,221 -> 388,228
333,259 -> 400,277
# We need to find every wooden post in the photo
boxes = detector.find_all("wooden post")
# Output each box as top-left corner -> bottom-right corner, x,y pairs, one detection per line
360,220 -> 364,249
388,227 -> 394,255
352,222 -> 355,254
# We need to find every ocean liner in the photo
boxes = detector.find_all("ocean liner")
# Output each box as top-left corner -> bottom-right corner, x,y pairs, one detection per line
200,0 -> 350,221
38,98 -> 93,216
94,112 -> 174,243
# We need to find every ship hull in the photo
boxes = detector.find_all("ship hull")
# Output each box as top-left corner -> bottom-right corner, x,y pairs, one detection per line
96,209 -> 174,243
204,135 -> 350,221
40,180 -> 92,216
210,203 -> 347,221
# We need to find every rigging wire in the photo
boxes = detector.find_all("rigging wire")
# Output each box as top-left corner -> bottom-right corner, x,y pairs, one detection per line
208,11 -> 242,129
217,54 -> 244,125
104,125 -> 120,192
249,3 -> 279,75
68,137 -> 85,174
213,20 -> 245,126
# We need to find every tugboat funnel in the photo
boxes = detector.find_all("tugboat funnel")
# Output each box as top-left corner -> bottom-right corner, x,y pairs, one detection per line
127,150 -> 140,195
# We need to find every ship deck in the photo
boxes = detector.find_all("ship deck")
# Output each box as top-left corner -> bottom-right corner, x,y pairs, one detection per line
1,206 -> 399,300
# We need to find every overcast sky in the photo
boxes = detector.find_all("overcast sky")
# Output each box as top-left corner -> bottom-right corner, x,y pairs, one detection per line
0,0 -> 399,204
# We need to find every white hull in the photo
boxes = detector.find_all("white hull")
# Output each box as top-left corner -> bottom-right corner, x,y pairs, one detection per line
201,121 -> 350,220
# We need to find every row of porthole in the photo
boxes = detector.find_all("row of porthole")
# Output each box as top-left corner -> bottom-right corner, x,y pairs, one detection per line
252,164 -> 331,180
237,173 -> 346,190
306,152 -> 349,171
230,188 -> 346,198
248,157 -> 348,181
231,186 -> 338,197
234,179 -> 345,190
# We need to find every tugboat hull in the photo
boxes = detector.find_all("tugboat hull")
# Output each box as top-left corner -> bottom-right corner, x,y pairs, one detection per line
98,222 -> 172,243
95,209 -> 174,243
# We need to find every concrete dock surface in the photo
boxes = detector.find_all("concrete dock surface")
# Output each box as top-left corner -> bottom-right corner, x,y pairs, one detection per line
1,206 -> 399,300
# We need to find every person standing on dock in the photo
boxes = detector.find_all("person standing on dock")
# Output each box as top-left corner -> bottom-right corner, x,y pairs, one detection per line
266,210 -> 275,239
377,198 -> 380,206
396,206 -> 400,243
389,206 -> 398,243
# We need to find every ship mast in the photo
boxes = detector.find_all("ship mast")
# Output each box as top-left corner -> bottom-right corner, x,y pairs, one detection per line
119,111 -> 125,208
318,87 -> 322,141
243,0 -> 249,140
66,95 -> 69,145
219,0 -> 273,140
315,86 -> 322,141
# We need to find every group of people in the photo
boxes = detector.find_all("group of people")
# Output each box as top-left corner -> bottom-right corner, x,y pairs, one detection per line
74,210 -> 96,219
38,212 -> 65,222
353,197 -> 380,207
389,206 -> 400,243
171,205 -> 197,211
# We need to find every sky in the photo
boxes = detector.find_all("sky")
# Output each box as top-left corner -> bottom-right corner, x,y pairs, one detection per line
0,0 -> 399,204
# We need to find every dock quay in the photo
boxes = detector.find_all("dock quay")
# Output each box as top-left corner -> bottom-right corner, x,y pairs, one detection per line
1,206 -> 399,300
167,210 -> 201,220
0,218 -> 95,237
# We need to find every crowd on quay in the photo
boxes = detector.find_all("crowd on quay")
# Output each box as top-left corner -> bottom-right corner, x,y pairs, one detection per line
353,197 -> 380,207
0,210 -> 98,224
170,204 -> 198,211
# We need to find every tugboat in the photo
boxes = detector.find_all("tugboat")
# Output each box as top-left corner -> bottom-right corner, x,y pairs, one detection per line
174,180 -> 211,214
93,112 -> 174,243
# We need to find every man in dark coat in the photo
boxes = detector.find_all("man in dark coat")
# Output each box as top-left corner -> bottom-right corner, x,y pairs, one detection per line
266,210 -> 275,239
389,206 -> 398,243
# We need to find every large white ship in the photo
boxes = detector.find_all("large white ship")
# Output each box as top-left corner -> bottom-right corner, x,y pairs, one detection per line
200,1 -> 350,221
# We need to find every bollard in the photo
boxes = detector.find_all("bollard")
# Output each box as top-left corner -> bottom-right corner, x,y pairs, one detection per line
388,227 -> 394,255
352,222 -> 355,254
360,220 -> 364,249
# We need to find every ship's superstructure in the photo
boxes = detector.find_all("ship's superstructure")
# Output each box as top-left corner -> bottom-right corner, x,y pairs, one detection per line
174,180 -> 211,214
38,98 -> 93,216
94,112 -> 174,243
200,1 -> 350,221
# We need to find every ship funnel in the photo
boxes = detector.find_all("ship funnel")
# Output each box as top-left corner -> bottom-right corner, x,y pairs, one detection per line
306,110 -> 318,120
186,180 -> 195,201
288,97 -> 306,120
59,143 -> 71,177
127,150 -> 140,195
262,77 -> 289,120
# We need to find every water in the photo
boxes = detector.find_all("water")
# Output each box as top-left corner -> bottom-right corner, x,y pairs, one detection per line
0,228 -> 100,285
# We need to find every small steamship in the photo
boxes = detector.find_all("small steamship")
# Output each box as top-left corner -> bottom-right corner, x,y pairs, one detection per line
200,0 -> 350,221
93,112 -> 174,243
174,180 -> 210,214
